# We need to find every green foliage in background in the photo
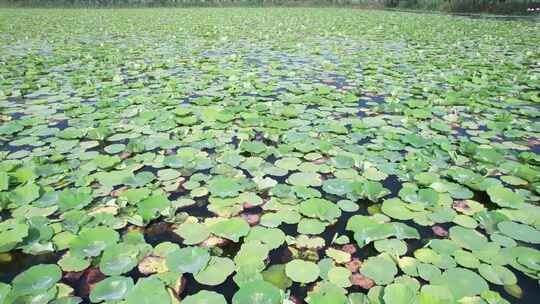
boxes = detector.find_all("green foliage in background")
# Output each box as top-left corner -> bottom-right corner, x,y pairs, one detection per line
0,0 -> 539,14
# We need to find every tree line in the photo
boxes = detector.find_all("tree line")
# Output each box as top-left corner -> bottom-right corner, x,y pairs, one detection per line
1,0 -> 538,14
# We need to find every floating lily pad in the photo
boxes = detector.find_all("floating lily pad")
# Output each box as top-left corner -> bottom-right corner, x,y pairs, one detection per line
436,268 -> 489,299
232,281 -> 282,304
208,176 -> 243,198
126,277 -> 170,304
90,276 -> 134,303
209,218 -> 250,242
287,172 -> 322,187
383,283 -> 417,304
478,264 -> 517,285
175,222 -> 210,245
360,255 -> 397,285
183,291 -> 227,304
497,221 -> 540,244
486,186 -> 524,209
69,226 -> 119,257
194,256 -> 235,285
166,246 -> 210,274
10,264 -> 60,299
285,259 -> 320,283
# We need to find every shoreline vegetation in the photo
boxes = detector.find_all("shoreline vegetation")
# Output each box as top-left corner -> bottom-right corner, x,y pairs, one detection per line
1,1 -> 540,16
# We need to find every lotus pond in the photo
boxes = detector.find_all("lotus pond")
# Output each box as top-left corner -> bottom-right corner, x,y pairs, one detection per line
1,7 -> 540,304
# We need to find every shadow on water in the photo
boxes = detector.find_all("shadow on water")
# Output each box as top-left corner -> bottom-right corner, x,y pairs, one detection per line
0,251 -> 60,283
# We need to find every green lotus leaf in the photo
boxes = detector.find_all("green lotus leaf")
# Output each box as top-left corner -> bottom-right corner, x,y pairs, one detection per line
0,283 -> 11,303
92,155 -> 121,169
275,157 -> 301,171
299,198 -> 341,222
418,285 -> 454,304
418,262 -> 442,281
240,141 -> 267,154
232,280 -> 282,304
234,242 -> 270,269
449,226 -> 488,251
435,268 -> 489,299
99,243 -> 139,275
166,246 -> 210,274
58,253 -> 90,272
356,180 -> 390,202
262,264 -> 292,290
0,219 -> 29,253
306,282 -> 348,304
296,235 -> 326,249
346,215 -> 398,246
171,221 -> 206,243
209,217 -> 250,242
245,226 -> 285,250
137,194 -> 170,221
285,259 -> 320,283
12,264 -> 62,296
497,221 -> 540,244
414,172 -> 439,186
126,277 -> 170,304
58,187 -> 92,211
90,276 -> 134,303
10,182 -> 40,206
453,249 -> 480,269
297,218 -> 326,235
363,166 -> 387,181
322,178 -> 353,196
327,266 -> 351,288
381,198 -> 415,220
94,169 -> 134,187
383,283 -> 418,304
124,171 -> 155,188
287,172 -> 322,187
473,147 -> 504,164
325,248 -> 351,264
374,239 -> 408,256
486,186 -> 524,209
208,176 -> 243,198
194,256 -> 235,285
512,246 -> 540,271
182,291 -> 227,304
331,155 -> 355,169
478,264 -> 517,285
234,264 -> 264,287
69,226 -> 119,257
360,255 -> 398,285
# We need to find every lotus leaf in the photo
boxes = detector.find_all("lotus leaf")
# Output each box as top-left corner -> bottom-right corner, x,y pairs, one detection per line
383,283 -> 418,304
299,198 -> 341,222
435,268 -> 489,299
69,226 -> 119,257
166,246 -> 210,274
497,221 -> 540,244
90,276 -> 134,303
285,259 -> 320,283
232,280 -> 282,304
175,222 -> 210,245
209,218 -> 250,242
486,186 -> 524,209
12,264 -> 61,297
126,277 -> 170,304
194,256 -> 235,285
182,291 -> 227,304
208,176 -> 243,198
360,255 -> 398,285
